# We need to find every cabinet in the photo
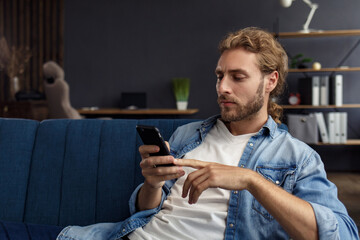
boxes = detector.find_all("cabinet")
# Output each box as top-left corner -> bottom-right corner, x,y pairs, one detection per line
0,101 -> 49,121
276,29 -> 360,145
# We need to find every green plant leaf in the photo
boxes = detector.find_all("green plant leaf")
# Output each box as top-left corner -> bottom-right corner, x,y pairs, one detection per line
301,58 -> 313,63
172,78 -> 190,101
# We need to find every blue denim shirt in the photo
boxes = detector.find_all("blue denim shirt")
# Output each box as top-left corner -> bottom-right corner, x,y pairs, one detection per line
57,115 -> 359,240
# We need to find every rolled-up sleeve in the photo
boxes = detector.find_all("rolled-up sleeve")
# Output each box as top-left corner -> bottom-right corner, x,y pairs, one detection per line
128,181 -> 173,216
294,151 -> 359,239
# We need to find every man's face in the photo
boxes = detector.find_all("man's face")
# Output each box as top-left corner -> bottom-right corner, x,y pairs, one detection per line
215,48 -> 266,122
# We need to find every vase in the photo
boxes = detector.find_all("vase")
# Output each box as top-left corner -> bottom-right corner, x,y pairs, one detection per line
8,76 -> 20,101
176,101 -> 188,110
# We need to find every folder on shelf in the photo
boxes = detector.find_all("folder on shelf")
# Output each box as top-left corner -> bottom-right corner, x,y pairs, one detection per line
312,76 -> 320,106
298,76 -> 320,105
334,112 -> 341,143
339,112 -> 348,144
314,112 -> 329,143
330,74 -> 343,106
287,114 -> 318,144
320,76 -> 329,106
298,77 -> 312,105
327,112 -> 336,144
325,112 -> 346,144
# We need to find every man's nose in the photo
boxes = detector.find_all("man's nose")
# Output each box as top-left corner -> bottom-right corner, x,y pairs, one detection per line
217,76 -> 231,94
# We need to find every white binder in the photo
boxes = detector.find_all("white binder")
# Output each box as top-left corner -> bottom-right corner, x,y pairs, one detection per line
333,74 -> 343,106
312,76 -> 320,106
320,76 -> 329,106
334,112 -> 341,143
327,112 -> 336,144
339,112 -> 348,144
315,112 -> 329,143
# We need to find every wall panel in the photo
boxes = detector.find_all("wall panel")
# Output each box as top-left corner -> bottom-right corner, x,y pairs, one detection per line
0,0 -> 63,102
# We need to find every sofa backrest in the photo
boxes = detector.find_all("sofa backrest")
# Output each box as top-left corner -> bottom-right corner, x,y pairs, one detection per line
0,118 -> 197,227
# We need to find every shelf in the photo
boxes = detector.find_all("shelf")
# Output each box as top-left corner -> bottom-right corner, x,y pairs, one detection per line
279,30 -> 360,149
276,29 -> 360,38
288,67 -> 360,73
316,139 -> 360,146
282,104 -> 360,109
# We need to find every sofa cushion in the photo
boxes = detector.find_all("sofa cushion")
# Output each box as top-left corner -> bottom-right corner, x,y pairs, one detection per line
0,118 -> 39,222
0,118 -> 197,228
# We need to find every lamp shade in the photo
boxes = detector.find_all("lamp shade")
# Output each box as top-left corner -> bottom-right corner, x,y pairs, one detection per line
280,0 -> 293,8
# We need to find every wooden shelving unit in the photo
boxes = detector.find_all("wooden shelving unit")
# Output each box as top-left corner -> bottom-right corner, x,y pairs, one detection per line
276,29 -> 360,38
288,67 -> 360,73
282,105 -> 360,145
279,30 -> 360,146
316,139 -> 360,146
280,30 -> 360,73
282,104 -> 360,109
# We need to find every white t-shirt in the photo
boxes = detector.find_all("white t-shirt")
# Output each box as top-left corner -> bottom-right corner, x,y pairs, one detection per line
129,120 -> 256,240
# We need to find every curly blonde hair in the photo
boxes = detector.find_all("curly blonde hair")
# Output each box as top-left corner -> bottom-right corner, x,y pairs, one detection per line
218,27 -> 288,123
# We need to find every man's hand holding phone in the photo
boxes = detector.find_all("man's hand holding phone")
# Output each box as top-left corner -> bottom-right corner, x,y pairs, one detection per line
138,144 -> 185,189
136,125 -> 185,189
136,125 -> 185,211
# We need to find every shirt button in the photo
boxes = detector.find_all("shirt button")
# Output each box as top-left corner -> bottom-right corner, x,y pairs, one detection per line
249,143 -> 253,147
275,180 -> 280,185
233,191 -> 238,194
240,164 -> 245,168
229,223 -> 234,228
122,228 -> 126,232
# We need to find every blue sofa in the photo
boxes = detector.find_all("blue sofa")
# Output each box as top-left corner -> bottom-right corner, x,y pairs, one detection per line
0,117 -> 196,239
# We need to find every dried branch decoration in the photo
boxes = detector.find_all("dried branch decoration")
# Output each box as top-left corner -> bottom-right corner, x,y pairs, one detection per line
0,36 -> 32,79
0,37 -> 11,70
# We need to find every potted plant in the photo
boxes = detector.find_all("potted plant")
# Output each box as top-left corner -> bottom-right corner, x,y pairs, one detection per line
172,77 -> 190,110
290,53 -> 312,69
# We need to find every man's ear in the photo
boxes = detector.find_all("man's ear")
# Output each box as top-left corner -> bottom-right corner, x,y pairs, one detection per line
265,71 -> 278,93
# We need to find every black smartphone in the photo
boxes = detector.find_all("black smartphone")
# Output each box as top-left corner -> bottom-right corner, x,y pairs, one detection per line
136,125 -> 174,167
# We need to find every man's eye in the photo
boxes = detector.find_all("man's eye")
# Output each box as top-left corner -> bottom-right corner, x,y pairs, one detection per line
217,75 -> 223,81
233,75 -> 245,81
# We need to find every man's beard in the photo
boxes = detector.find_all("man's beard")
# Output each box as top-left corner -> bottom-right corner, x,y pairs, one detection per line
218,80 -> 264,122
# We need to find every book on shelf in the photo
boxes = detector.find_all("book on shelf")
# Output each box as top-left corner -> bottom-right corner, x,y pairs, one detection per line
329,74 -> 343,106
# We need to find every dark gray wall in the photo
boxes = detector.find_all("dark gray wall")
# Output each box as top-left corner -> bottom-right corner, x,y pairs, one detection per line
64,0 -> 277,118
64,0 -> 360,169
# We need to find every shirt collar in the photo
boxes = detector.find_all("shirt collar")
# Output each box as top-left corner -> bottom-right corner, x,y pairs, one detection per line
259,116 -> 278,139
200,115 -> 279,139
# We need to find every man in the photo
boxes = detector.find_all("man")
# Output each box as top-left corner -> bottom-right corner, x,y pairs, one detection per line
58,27 -> 359,240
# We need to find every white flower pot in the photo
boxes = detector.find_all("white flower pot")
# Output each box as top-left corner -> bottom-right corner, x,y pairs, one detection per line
176,101 -> 188,110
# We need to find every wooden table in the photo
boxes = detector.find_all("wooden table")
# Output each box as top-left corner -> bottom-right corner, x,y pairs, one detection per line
77,108 -> 199,119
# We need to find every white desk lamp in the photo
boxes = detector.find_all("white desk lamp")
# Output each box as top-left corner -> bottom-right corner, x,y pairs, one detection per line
280,0 -> 319,33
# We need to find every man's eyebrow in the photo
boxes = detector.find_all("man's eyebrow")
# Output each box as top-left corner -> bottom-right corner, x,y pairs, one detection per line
215,68 -> 249,76
215,68 -> 223,74
229,69 -> 248,75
